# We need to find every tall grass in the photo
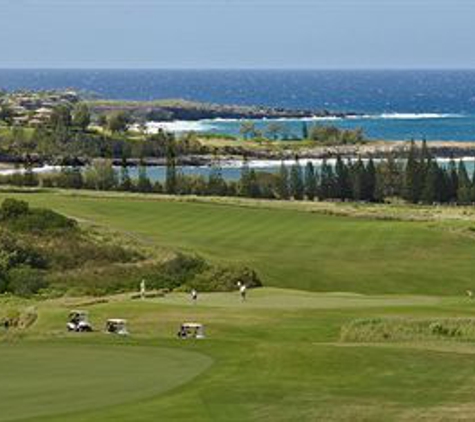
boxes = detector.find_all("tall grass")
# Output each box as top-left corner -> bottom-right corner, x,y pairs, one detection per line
340,318 -> 475,342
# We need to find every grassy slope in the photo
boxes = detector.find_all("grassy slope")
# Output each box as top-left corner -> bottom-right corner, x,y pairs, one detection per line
1,191 -> 475,295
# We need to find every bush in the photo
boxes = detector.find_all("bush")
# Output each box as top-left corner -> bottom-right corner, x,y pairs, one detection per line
185,264 -> 262,292
7,266 -> 48,297
7,208 -> 77,233
0,198 -> 77,233
1,198 -> 29,219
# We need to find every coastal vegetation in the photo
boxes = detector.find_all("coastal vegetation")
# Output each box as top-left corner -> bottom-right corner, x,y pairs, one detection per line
0,90 -> 369,166
3,140 -> 475,207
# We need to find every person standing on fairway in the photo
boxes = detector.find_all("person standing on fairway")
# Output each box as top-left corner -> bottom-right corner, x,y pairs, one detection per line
140,279 -> 146,300
191,289 -> 198,304
240,284 -> 247,302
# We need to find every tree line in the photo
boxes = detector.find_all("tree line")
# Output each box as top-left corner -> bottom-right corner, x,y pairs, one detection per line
3,140 -> 475,205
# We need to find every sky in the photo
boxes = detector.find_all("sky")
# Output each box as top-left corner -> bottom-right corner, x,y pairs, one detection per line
1,0 -> 475,69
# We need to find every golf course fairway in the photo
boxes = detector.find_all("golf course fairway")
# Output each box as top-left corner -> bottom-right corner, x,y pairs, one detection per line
3,191 -> 475,421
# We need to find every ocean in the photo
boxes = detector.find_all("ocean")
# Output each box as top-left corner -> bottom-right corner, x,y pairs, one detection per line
1,69 -> 475,141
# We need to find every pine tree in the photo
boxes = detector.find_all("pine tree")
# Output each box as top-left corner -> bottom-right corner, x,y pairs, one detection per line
277,161 -> 290,200
351,158 -> 365,201
457,161 -> 472,204
208,160 -> 226,196
248,169 -> 260,198
290,157 -> 304,200
447,157 -> 458,203
137,162 -> 152,193
240,155 -> 251,197
119,158 -> 133,191
69,160 -> 84,190
364,158 -> 376,201
301,123 -> 309,140
304,161 -> 317,201
335,156 -> 350,200
421,161 -> 440,204
403,140 -> 422,203
319,159 -> 334,200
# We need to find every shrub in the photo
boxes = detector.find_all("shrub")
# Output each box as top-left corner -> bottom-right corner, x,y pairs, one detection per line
7,208 -> 77,233
1,198 -> 29,219
185,264 -> 262,292
7,266 -> 48,297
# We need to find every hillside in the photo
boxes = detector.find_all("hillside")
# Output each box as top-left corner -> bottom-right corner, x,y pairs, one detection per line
1,190 -> 474,296
0,197 -> 261,298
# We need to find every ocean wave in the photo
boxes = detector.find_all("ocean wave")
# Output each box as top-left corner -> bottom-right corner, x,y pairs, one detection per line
362,113 -> 463,120
134,121 -> 219,134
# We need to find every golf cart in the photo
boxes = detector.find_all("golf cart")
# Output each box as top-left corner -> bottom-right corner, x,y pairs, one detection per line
67,310 -> 93,332
177,322 -> 205,339
106,319 -> 129,336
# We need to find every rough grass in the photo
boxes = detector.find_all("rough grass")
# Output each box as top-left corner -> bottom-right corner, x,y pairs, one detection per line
340,317 -> 475,342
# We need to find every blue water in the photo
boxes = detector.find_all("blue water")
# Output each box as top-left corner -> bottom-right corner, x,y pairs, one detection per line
2,69 -> 475,141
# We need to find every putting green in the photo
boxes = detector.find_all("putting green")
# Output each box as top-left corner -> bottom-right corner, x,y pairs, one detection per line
0,342 -> 212,422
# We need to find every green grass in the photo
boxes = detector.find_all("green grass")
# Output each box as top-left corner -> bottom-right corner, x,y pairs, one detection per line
3,290 -> 475,421
0,342 -> 211,422
1,190 -> 474,295
4,191 -> 475,421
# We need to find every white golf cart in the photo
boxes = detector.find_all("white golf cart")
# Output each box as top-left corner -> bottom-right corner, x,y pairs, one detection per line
67,310 -> 93,332
177,322 -> 205,339
106,319 -> 129,336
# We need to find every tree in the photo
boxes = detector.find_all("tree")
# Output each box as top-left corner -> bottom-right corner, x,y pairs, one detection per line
421,161 -> 441,204
0,103 -> 14,125
319,159 -> 335,200
240,156 -> 251,197
265,122 -> 285,140
364,158 -> 376,201
334,156 -> 350,200
301,122 -> 309,140
239,121 -> 258,140
137,162 -> 152,193
50,105 -> 72,128
165,138 -> 177,194
457,160 -> 472,204
107,111 -> 130,133
351,158 -> 366,201
304,161 -> 317,201
447,158 -> 459,203
403,140 -> 422,203
119,157 -> 133,191
72,103 -> 91,131
290,157 -> 304,200
208,160 -> 227,196
84,159 -> 117,191
375,155 -> 403,202
277,162 -> 290,200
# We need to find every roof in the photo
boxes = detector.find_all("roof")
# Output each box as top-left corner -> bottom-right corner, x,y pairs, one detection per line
182,322 -> 203,328
107,319 -> 127,324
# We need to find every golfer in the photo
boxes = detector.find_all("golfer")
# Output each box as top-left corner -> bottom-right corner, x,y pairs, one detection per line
240,284 -> 247,302
191,289 -> 198,304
